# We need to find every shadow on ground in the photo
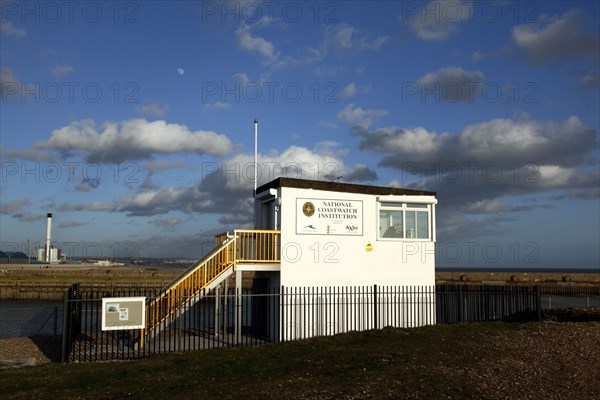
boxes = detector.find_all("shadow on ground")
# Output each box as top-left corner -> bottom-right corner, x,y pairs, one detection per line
30,335 -> 62,363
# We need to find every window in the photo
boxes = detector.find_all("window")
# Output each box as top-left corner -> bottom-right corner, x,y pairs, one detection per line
378,202 -> 431,240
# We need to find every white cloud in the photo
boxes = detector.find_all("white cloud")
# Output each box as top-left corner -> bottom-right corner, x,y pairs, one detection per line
340,83 -> 357,98
0,146 -> 54,161
512,9 -> 600,65
459,118 -> 548,158
35,118 -> 232,162
235,24 -> 278,63
581,72 -> 599,90
235,23 -> 321,68
337,103 -> 388,129
312,66 -> 345,77
356,115 -> 598,211
326,23 -> 389,54
470,48 -> 513,63
319,120 -> 338,130
51,64 -> 74,76
118,144 -> 372,223
536,165 -> 577,187
149,218 -> 183,231
417,66 -> 485,103
75,183 -> 93,192
0,198 -> 31,214
465,199 -> 506,214
120,187 -> 213,216
402,0 -> 473,41
232,72 -> 250,85
57,200 -> 118,212
137,103 -> 168,117
374,126 -> 441,156
204,101 -> 232,111
344,164 -> 378,182
0,67 -> 19,96
0,20 -> 26,38
143,159 -> 189,174
40,48 -> 57,57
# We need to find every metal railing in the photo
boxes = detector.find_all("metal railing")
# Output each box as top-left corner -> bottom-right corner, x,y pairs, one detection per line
142,230 -> 280,345
234,229 -> 280,262
62,283 -> 571,363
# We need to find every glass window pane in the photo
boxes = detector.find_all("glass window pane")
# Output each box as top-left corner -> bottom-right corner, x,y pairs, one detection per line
380,202 -> 403,208
379,211 -> 389,238
380,210 -> 403,238
416,211 -> 429,239
407,203 -> 427,208
405,211 -> 416,238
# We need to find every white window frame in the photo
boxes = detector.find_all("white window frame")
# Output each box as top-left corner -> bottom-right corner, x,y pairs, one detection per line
377,195 -> 436,242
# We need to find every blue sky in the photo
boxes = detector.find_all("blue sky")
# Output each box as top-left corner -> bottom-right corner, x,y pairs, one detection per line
1,1 -> 598,269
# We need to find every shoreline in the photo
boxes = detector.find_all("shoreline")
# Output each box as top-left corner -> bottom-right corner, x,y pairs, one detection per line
1,263 -> 599,284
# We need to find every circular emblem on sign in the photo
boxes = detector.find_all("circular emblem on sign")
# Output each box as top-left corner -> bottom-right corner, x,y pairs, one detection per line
302,202 -> 315,217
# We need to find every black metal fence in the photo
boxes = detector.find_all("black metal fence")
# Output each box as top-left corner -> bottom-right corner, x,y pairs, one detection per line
60,284 -> 554,363
436,284 -> 542,323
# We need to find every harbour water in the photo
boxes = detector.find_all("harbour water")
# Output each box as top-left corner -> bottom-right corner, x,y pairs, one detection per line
0,301 -> 62,339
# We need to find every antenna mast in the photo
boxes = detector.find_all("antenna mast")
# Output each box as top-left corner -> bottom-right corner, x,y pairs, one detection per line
253,119 -> 258,228
254,118 -> 258,196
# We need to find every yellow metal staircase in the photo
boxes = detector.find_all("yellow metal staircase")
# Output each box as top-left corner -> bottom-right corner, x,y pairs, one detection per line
141,230 -> 280,345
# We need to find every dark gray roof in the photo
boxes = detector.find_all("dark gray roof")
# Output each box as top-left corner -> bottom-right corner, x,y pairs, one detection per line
0,251 -> 29,259
257,177 -> 436,197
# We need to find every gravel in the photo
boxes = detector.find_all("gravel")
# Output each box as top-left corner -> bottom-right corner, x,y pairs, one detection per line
0,336 -> 61,368
462,322 -> 600,400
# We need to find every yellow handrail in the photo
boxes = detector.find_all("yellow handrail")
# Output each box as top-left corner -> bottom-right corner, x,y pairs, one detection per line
141,229 -> 280,347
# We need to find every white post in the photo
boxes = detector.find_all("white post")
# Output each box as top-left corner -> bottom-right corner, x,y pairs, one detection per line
45,213 -> 52,262
215,285 -> 221,337
253,119 -> 258,228
234,270 -> 243,344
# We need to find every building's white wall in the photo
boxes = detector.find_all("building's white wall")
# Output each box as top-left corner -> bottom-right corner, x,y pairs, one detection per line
278,186 -> 436,288
50,248 -> 59,262
280,287 -> 436,341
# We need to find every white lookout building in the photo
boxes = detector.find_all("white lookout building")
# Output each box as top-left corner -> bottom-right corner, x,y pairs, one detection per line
252,177 -> 437,288
140,177 -> 438,343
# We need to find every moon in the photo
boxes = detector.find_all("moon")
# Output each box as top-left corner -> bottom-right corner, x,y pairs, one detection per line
177,68 -> 184,75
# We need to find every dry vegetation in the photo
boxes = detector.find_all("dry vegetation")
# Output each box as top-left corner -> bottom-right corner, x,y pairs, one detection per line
2,264 -> 599,286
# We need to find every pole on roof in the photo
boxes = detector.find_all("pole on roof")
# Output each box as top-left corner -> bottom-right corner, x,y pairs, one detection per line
253,119 -> 258,228
254,119 -> 258,196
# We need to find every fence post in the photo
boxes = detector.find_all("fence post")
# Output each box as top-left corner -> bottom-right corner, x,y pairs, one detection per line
234,270 -> 242,345
457,285 -> 463,323
280,286 -> 284,343
373,285 -> 378,330
534,286 -> 542,322
60,284 -> 79,363
215,285 -> 221,337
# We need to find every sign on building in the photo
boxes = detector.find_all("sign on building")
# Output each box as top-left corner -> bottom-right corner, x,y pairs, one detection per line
101,297 -> 146,331
296,198 -> 363,236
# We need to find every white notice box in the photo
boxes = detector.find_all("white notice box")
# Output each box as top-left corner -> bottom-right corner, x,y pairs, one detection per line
101,297 -> 146,331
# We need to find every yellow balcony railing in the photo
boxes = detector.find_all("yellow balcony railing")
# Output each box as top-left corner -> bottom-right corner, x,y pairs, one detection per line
234,229 -> 280,262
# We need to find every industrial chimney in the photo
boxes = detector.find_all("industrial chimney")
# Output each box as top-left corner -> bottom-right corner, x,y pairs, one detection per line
45,213 -> 52,262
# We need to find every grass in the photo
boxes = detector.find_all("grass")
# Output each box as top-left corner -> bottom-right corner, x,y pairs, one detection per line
1,322 -> 524,400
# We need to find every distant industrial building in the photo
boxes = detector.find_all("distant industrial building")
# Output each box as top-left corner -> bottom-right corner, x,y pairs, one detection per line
0,251 -> 29,264
36,213 -> 63,263
37,246 -> 61,263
